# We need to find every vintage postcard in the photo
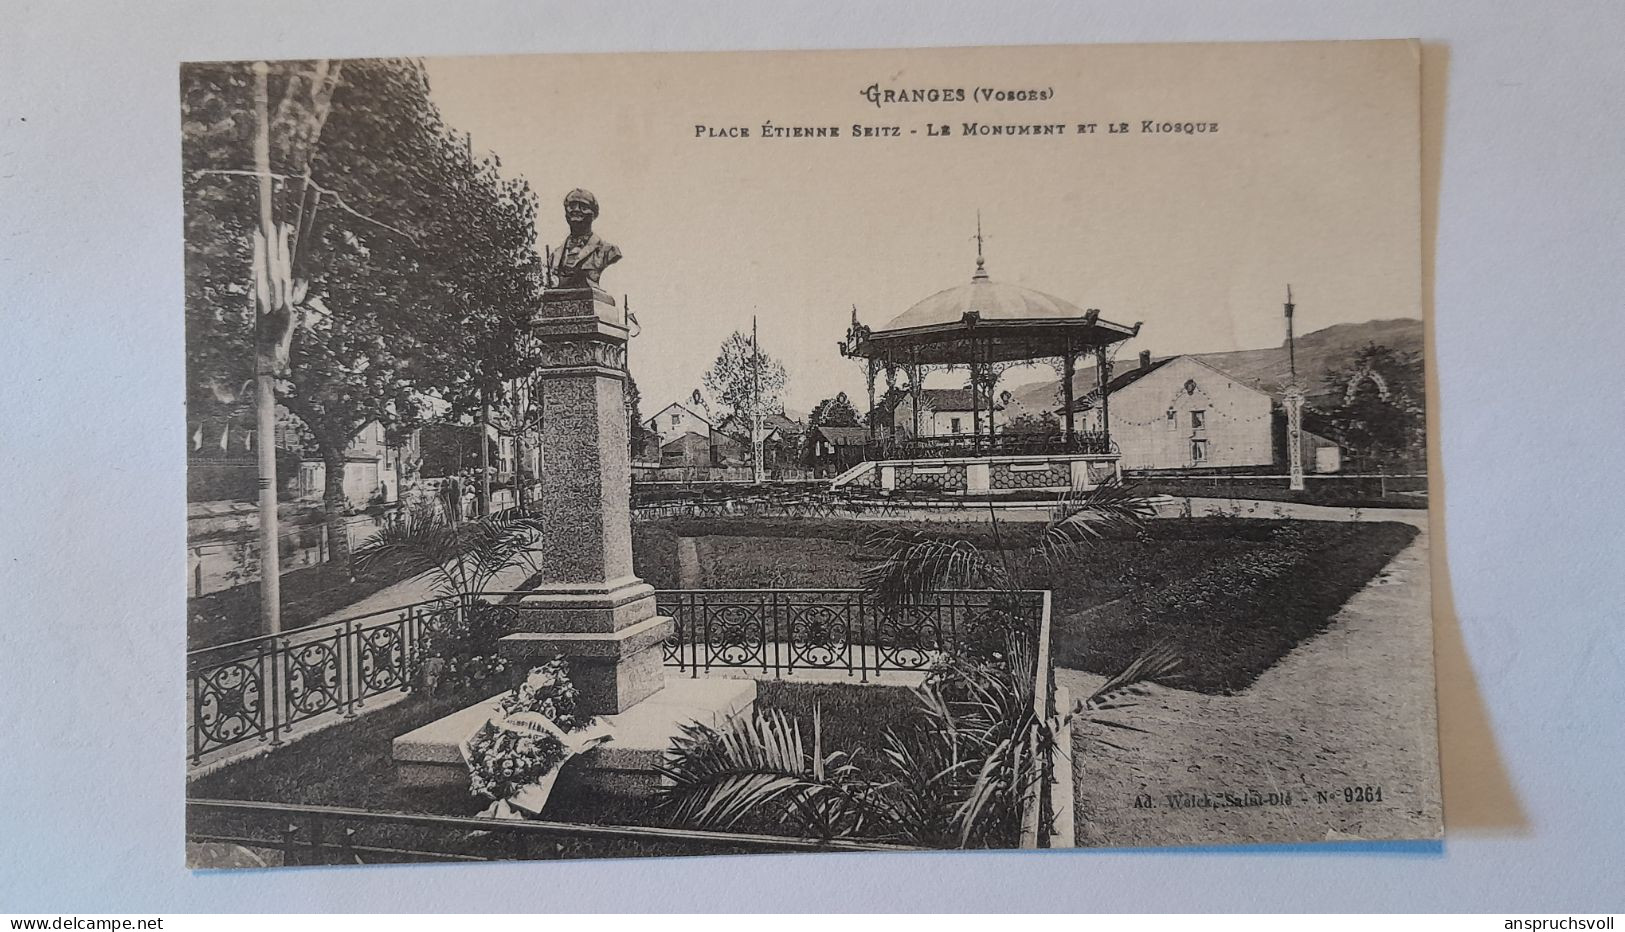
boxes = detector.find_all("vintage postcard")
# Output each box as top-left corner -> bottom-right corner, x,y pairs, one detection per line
182,39 -> 1437,867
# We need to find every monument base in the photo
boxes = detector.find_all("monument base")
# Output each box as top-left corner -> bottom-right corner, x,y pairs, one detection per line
392,677 -> 757,798
499,613 -> 673,715
509,577 -> 659,633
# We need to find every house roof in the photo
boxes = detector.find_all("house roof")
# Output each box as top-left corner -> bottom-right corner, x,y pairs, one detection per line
815,426 -> 876,446
908,387 -> 1004,412
647,402 -> 710,429
1099,356 -> 1177,396
718,411 -> 802,434
1069,355 -> 1272,411
658,430 -> 711,452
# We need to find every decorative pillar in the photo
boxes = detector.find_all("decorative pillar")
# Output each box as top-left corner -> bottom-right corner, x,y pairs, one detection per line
865,358 -> 878,443
970,355 -> 983,453
1285,384 -> 1306,492
1283,286 -> 1305,491
1095,346 -> 1112,451
1061,349 -> 1077,447
908,352 -> 923,441
498,285 -> 673,714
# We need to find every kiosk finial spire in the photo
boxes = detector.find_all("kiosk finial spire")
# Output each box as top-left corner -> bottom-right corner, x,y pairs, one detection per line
972,211 -> 990,281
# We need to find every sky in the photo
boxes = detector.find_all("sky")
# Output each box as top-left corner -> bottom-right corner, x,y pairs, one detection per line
421,40 -> 1421,417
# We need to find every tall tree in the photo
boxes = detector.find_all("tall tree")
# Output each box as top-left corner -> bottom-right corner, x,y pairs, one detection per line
802,391 -> 860,464
489,364 -> 546,514
423,143 -> 544,517
702,327 -> 788,479
183,58 -> 542,573
1319,342 -> 1425,468
864,384 -> 909,433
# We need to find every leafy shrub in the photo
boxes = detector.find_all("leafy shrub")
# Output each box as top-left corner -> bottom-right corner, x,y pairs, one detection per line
413,602 -> 516,695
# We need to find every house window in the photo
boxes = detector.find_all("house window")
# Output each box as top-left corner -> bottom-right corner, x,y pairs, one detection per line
1166,408 -> 1177,430
1191,409 -> 1206,429
950,417 -> 962,434
670,413 -> 680,427
1191,439 -> 1208,463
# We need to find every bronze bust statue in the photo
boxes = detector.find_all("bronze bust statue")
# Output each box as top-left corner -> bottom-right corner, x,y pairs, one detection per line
551,188 -> 622,289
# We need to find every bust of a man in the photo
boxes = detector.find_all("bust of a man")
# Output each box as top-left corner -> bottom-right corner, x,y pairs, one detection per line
551,188 -> 622,289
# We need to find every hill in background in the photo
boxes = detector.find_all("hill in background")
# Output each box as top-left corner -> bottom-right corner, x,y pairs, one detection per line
1004,318 -> 1423,419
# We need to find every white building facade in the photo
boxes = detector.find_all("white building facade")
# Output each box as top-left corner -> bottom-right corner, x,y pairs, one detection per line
1077,355 -> 1275,471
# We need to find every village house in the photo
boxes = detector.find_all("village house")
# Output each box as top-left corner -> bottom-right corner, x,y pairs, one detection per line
716,411 -> 804,470
644,402 -> 718,468
1069,351 -> 1340,472
185,408 -> 419,597
809,424 -> 913,478
891,388 -> 1004,438
643,403 -> 805,472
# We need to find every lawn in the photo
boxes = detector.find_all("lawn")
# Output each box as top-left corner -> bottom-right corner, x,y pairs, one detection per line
188,560 -> 426,651
190,512 -> 1418,858
632,515 -> 1418,694
188,679 -> 915,860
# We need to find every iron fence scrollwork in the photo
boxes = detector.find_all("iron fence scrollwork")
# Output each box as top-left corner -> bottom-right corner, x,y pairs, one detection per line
188,598 -> 459,764
655,588 -> 1041,681
190,589 -> 1045,765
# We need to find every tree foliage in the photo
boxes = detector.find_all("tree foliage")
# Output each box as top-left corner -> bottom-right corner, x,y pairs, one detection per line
801,391 -> 860,464
807,392 -> 861,430
1319,342 -> 1425,467
182,58 -> 543,563
701,329 -> 788,423
865,384 -> 910,432
626,373 -> 652,460
1002,411 -> 1061,437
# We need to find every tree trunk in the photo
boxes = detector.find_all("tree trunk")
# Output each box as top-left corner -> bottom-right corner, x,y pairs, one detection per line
480,389 -> 492,517
250,62 -> 283,637
321,446 -> 352,574
514,432 -> 529,514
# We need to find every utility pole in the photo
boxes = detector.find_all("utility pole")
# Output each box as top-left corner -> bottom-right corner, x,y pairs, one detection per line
751,314 -> 764,484
251,62 -> 282,635
470,131 -> 493,518
625,294 -> 637,462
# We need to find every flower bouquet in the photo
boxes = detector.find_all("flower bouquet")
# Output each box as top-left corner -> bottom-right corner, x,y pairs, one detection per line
461,658 -> 613,819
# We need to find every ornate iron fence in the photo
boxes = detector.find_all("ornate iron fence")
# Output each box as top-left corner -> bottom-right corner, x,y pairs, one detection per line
188,588 -> 1046,765
863,431 -> 1113,461
187,598 -> 458,764
655,588 -> 1045,681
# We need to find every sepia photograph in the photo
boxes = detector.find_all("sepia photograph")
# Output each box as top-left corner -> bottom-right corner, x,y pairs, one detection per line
180,40 -> 1440,867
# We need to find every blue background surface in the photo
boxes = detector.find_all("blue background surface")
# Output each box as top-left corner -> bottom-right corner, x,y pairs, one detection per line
2,0 -> 1622,912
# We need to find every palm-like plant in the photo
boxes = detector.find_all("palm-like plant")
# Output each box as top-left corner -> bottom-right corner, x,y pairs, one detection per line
858,478 -> 1154,606
656,478 -> 1178,848
352,505 -> 547,692
656,637 -> 1179,848
857,478 -> 1156,694
656,706 -> 870,840
352,504 -> 545,601
869,643 -> 1042,847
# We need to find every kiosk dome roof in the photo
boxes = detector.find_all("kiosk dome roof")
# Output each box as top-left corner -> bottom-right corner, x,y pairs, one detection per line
884,261 -> 1087,331
845,254 -> 1138,366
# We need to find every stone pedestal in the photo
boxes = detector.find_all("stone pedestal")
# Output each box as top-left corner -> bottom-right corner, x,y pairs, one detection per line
499,287 -> 673,714
394,678 -> 758,796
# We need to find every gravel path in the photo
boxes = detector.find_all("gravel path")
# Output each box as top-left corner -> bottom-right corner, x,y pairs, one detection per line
1060,529 -> 1442,847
